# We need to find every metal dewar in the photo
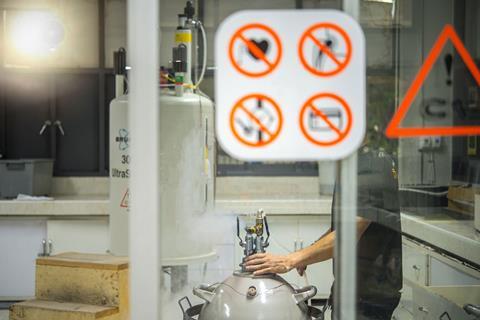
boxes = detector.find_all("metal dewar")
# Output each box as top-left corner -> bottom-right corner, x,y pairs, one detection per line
109,91 -> 215,261
109,2 -> 216,271
180,210 -> 323,320
191,272 -> 320,320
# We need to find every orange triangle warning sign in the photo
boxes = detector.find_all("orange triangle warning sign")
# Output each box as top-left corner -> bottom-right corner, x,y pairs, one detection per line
120,189 -> 129,208
386,24 -> 480,138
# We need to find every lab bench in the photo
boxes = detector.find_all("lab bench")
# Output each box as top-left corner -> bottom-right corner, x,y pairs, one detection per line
2,195 -> 479,314
0,196 -> 108,216
401,209 -> 480,266
397,209 -> 480,320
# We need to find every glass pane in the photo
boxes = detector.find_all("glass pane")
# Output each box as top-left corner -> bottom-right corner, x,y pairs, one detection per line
127,0 -> 480,318
357,0 -> 480,319
155,2 -> 342,320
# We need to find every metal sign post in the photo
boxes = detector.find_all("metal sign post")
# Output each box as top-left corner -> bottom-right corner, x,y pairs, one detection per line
128,0 -> 161,319
335,3 -> 359,320
334,153 -> 358,320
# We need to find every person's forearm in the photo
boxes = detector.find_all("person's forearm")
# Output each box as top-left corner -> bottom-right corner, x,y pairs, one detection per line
288,230 -> 335,268
287,218 -> 370,269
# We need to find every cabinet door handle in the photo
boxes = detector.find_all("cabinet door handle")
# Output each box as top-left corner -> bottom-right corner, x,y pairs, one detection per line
54,120 -> 65,136
412,264 -> 420,271
418,306 -> 429,314
464,304 -> 480,317
39,239 -> 53,256
39,120 -> 52,135
294,240 -> 304,251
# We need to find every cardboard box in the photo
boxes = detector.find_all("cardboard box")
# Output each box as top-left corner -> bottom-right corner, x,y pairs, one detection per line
447,186 -> 478,216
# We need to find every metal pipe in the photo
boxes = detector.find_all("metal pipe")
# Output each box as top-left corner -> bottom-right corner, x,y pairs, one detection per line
98,0 -> 106,175
343,0 -> 360,20
334,2 -> 360,317
335,153 -> 358,320
127,0 -> 161,319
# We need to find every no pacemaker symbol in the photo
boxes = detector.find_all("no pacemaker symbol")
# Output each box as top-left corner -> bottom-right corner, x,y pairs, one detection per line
229,23 -> 282,77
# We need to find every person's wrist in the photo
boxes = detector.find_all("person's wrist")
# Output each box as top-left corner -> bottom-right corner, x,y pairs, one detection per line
287,252 -> 301,270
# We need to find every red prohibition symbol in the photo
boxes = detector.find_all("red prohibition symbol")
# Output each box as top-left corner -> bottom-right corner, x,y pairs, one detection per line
299,93 -> 352,146
230,94 -> 283,147
229,23 -> 283,77
298,23 -> 352,77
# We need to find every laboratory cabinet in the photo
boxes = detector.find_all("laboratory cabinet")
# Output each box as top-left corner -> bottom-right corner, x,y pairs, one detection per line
392,286 -> 414,320
46,218 -> 109,255
411,284 -> 479,320
0,219 -> 46,300
403,239 -> 429,286
391,306 -> 414,320
402,237 -> 480,287
398,237 -> 480,320
0,71 -> 115,176
0,217 -> 108,300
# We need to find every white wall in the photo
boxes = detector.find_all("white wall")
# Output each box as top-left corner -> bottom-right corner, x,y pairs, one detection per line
103,0 -> 399,68
105,0 -> 126,68
0,0 -> 406,74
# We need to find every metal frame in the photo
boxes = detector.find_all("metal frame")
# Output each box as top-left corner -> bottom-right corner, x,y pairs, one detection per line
127,0 -> 161,319
98,0 -> 107,176
0,10 -> 6,159
334,154 -> 358,320
334,2 -> 359,320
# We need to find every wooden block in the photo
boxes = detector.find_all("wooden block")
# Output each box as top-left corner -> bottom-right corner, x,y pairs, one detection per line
9,300 -> 119,320
35,253 -> 129,320
36,253 -> 128,271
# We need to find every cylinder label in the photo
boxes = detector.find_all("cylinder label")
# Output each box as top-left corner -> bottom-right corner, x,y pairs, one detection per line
175,32 -> 192,43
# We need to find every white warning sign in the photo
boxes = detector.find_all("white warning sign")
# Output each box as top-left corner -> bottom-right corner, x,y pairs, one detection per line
215,10 -> 366,161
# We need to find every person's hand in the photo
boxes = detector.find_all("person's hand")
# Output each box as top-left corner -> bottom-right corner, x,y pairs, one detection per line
296,265 -> 307,276
244,253 -> 296,276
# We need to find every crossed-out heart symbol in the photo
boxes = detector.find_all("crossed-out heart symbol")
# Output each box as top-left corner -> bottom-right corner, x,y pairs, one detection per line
247,39 -> 270,60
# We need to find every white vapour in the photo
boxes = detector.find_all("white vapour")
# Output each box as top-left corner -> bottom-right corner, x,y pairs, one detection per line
158,114 -> 237,318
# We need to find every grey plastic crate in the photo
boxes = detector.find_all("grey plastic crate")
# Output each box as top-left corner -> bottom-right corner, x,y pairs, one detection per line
0,159 -> 54,199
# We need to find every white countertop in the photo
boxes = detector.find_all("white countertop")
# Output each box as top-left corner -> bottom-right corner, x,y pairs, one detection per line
0,195 -> 332,217
401,210 -> 480,266
215,197 -> 332,215
0,196 -> 109,216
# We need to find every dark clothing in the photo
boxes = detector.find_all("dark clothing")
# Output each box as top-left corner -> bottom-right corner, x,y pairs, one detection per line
357,298 -> 400,320
330,149 -> 403,318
